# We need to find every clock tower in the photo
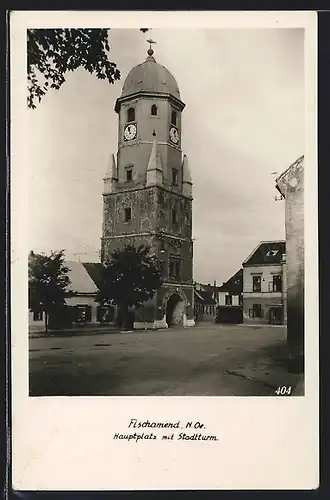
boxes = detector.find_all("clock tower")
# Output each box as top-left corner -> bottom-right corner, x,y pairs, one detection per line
101,44 -> 195,329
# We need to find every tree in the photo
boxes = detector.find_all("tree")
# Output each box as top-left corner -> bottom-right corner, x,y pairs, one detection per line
27,28 -> 149,109
96,245 -> 163,329
28,250 -> 73,332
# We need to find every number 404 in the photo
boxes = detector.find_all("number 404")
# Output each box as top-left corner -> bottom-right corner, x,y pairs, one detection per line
275,386 -> 292,396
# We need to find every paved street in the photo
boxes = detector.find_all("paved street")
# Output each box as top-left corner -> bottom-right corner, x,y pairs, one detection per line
29,323 -> 299,397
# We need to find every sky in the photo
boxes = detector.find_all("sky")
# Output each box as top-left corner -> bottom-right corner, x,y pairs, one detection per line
28,28 -> 304,285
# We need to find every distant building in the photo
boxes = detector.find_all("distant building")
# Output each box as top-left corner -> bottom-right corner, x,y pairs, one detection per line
217,269 -> 243,306
276,155 -> 304,373
216,269 -> 243,324
193,273 -> 243,324
242,241 -> 286,325
194,283 -> 217,322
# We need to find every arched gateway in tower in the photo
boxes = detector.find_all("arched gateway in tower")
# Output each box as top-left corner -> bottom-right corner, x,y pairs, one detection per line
101,45 -> 195,329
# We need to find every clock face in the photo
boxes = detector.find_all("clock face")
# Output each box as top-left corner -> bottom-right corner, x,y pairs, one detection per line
124,123 -> 137,141
169,126 -> 179,144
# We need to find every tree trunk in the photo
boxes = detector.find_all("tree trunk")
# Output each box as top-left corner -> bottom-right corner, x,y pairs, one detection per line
122,304 -> 129,330
45,311 -> 48,333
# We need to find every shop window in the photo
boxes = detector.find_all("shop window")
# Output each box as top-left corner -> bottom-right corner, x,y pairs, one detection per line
249,304 -> 263,318
97,305 -> 115,323
75,305 -> 92,323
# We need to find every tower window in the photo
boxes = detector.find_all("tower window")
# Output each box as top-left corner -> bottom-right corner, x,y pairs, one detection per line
127,107 -> 135,123
169,258 -> 181,278
124,207 -> 132,222
171,110 -> 177,126
126,168 -> 133,182
171,208 -> 177,224
172,168 -> 178,186
151,104 -> 158,116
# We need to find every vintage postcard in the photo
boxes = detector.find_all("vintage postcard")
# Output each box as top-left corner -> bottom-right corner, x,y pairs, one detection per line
10,10 -> 318,490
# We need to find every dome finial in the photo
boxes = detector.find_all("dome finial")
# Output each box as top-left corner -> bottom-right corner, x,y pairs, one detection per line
146,38 -> 156,57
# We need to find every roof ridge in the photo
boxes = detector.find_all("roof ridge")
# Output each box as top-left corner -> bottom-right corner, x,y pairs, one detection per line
275,155 -> 304,183
259,240 -> 286,243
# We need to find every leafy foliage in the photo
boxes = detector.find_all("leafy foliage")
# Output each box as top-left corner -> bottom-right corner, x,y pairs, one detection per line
27,28 -> 121,109
28,250 -> 73,330
96,245 -> 163,309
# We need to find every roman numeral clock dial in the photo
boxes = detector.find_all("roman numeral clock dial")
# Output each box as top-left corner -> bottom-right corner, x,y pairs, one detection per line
124,123 -> 137,141
169,126 -> 179,145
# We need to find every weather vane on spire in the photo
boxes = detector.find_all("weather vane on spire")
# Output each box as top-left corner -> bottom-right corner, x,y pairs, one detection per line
146,38 -> 156,56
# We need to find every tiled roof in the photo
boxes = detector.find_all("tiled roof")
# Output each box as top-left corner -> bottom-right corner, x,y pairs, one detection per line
218,269 -> 243,294
243,241 -> 286,266
66,261 -> 98,294
194,289 -> 216,304
82,262 -> 103,290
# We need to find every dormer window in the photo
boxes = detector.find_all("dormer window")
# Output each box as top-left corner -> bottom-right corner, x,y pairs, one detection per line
127,107 -> 135,123
151,104 -> 158,116
171,110 -> 177,126
266,250 -> 279,257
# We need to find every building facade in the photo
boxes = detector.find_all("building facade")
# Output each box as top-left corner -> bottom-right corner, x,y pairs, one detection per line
194,283 -> 217,322
101,46 -> 195,329
29,261 -> 116,330
216,269 -> 243,324
217,269 -> 243,307
242,241 -> 286,325
276,155 -> 304,373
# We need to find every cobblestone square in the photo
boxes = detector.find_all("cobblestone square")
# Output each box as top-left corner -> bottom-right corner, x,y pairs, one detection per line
29,323 -> 300,397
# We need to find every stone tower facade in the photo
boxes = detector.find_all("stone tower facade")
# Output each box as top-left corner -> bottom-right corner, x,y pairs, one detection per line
101,47 -> 195,329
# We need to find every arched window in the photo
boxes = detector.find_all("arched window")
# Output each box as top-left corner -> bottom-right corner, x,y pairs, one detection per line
127,107 -> 135,122
151,104 -> 158,116
171,110 -> 177,126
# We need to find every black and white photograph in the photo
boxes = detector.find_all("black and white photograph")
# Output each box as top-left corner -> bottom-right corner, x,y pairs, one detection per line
26,25 -> 306,397
10,11 -> 318,491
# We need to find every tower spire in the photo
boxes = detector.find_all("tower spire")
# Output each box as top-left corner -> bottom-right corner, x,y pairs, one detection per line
182,154 -> 193,196
146,138 -> 163,186
103,153 -> 118,194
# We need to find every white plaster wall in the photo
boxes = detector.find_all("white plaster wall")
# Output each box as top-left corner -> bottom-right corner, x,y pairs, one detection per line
66,295 -> 98,323
219,292 -> 240,306
218,292 -> 226,306
243,264 -> 283,294
232,295 -> 239,306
